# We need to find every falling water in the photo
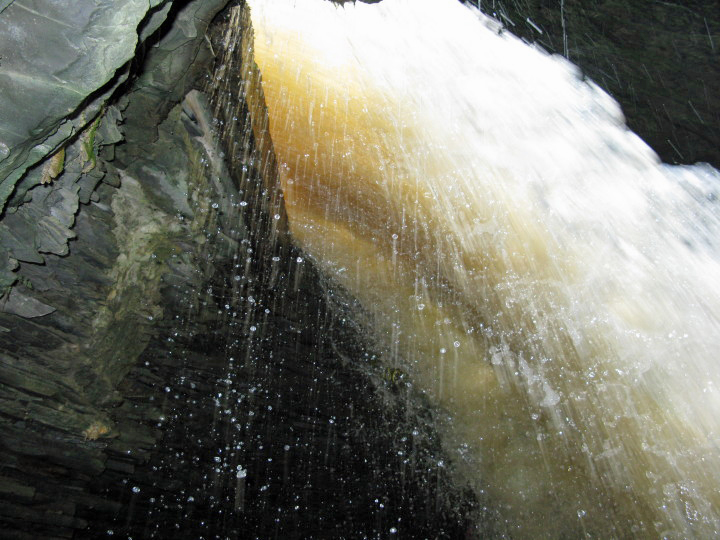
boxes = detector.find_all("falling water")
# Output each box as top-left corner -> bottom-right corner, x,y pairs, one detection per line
238,0 -> 720,536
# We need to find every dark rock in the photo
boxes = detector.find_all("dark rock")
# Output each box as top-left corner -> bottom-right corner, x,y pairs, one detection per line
0,286 -> 55,318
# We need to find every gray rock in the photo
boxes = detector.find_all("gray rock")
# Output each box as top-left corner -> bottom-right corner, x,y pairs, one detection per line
119,0 -> 229,148
0,286 -> 55,317
0,249 -> 18,290
0,0 -> 174,212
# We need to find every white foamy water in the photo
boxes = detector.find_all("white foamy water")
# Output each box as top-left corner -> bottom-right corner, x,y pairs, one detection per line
244,0 -> 720,535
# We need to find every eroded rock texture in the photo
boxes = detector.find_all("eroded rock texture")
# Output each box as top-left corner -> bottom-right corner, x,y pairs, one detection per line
0,1 -> 231,536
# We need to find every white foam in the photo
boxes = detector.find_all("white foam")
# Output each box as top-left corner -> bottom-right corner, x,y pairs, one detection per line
246,0 -> 720,535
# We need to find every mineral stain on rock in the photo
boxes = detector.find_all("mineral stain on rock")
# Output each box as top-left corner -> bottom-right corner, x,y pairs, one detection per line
82,420 -> 112,441
40,148 -> 65,185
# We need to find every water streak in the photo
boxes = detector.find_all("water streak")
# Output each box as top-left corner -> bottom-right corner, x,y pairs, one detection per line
244,0 -> 720,535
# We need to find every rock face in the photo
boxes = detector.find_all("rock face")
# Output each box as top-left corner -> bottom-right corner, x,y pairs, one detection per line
0,0 -> 717,538
0,1 -> 231,536
0,1 -> 478,537
0,0 -> 162,212
0,0 -> 229,289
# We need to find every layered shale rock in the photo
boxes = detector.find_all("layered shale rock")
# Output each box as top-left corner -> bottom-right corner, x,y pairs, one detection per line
0,1 -> 232,536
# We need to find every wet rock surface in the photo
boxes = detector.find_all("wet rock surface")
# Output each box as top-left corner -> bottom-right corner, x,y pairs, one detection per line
84,227 -> 479,539
0,97 -> 215,538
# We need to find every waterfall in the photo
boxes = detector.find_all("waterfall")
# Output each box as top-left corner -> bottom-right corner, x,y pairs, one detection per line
240,0 -> 720,536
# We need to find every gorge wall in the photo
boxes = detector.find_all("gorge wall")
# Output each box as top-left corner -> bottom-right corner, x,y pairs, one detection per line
0,0 -> 717,537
